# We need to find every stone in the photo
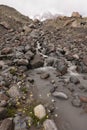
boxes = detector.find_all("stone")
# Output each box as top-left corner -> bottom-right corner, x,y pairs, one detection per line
76,62 -> 87,73
53,59 -> 67,75
43,119 -> 58,130
15,51 -> 24,59
79,96 -> 87,103
34,104 -> 46,119
0,107 -> 7,120
69,76 -> 80,84
30,54 -> 44,69
0,118 -> 14,130
1,47 -> 12,55
8,86 -> 20,98
16,59 -> 29,66
40,73 -> 50,79
73,54 -> 79,59
71,97 -> 82,107
46,57 -> 56,66
14,116 -> 27,130
25,51 -> 34,60
52,91 -> 68,100
71,12 -> 82,18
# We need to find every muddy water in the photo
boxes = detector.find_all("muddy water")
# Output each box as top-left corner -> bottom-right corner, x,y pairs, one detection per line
29,64 -> 87,130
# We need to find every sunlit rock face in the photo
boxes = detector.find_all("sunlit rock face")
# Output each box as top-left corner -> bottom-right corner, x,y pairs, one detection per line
0,0 -> 87,19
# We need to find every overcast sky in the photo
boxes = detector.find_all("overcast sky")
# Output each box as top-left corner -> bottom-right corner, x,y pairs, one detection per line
0,0 -> 87,18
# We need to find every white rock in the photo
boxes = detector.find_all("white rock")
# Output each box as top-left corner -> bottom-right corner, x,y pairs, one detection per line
43,119 -> 58,130
34,104 -> 46,119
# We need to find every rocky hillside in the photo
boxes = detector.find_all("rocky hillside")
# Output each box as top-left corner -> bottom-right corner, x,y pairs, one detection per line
0,5 -> 32,30
0,5 -> 87,130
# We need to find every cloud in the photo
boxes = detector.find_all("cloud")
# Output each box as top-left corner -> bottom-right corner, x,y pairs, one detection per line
0,0 -> 87,18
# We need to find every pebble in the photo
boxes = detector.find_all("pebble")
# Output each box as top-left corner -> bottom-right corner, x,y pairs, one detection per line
52,91 -> 68,100
40,73 -> 50,79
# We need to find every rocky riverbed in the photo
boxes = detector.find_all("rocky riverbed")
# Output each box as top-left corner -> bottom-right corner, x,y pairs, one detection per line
0,5 -> 87,130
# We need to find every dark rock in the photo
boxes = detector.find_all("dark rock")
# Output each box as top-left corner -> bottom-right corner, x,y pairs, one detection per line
30,54 -> 44,69
69,76 -> 80,84
71,97 -> 82,107
76,62 -> 87,73
53,59 -> 67,75
0,118 -> 14,130
0,107 -> 7,120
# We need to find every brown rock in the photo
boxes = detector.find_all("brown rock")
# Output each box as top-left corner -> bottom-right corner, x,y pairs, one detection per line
1,47 -> 12,55
0,118 -> 14,130
79,96 -> 87,103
